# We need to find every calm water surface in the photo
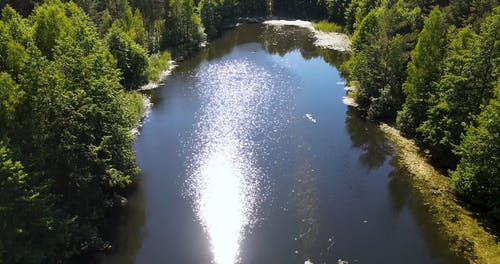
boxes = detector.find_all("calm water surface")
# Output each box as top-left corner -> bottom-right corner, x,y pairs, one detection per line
102,24 -> 460,264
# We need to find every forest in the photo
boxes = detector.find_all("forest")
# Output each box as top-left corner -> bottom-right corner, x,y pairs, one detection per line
0,0 -> 498,263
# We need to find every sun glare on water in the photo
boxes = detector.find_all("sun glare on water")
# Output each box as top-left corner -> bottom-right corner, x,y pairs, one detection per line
185,59 -> 278,264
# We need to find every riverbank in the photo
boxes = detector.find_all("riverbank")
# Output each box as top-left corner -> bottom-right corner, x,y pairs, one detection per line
132,18 -> 350,136
139,60 -> 177,91
130,60 -> 178,137
380,124 -> 500,263
263,19 -> 351,51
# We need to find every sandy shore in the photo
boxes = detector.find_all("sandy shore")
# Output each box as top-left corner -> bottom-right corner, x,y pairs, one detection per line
263,20 -> 351,52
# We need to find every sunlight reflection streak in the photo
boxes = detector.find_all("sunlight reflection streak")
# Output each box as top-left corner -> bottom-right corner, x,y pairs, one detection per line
186,60 -> 271,264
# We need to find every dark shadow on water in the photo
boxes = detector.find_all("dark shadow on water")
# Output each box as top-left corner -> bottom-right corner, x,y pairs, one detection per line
345,107 -> 393,171
386,151 -> 468,264
174,24 -> 349,75
346,106 -> 468,263
387,168 -> 412,217
98,175 -> 146,264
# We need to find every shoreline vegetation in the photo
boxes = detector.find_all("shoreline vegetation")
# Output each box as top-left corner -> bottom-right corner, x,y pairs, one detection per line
380,123 -> 500,263
131,58 -> 177,137
263,19 -> 351,51
1,0 -> 499,262
146,18 -> 500,262
313,20 -> 343,33
339,22 -> 499,261
129,18 -> 500,262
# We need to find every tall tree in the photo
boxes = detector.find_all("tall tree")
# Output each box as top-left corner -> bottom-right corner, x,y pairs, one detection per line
112,4 -> 147,46
1,2 -> 142,261
0,72 -> 23,130
349,9 -> 384,111
417,7 -> 499,169
199,0 -> 223,38
106,25 -> 149,89
349,1 -> 422,120
164,0 -> 206,48
451,82 -> 500,220
417,27 -> 481,168
0,140 -> 59,264
396,7 -> 447,137
31,1 -> 73,60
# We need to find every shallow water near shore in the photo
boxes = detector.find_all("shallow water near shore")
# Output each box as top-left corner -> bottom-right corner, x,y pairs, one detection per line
101,23 -> 461,264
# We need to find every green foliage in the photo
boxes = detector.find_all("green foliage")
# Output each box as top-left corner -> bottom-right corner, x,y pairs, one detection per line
351,9 -> 381,51
0,2 -> 143,262
106,26 -> 149,89
0,0 -> 43,17
349,2 -> 421,120
100,9 -> 114,36
325,0 -> 351,24
146,18 -> 166,53
199,0 -> 223,39
233,0 -> 268,17
31,0 -> 73,60
121,91 -> 146,127
112,5 -> 147,46
147,51 -> 171,82
164,0 -> 206,48
410,7 -> 499,169
417,26 -> 481,168
314,20 -> 343,32
0,140 -> 58,264
475,6 -> 500,94
272,0 -> 328,19
452,83 -> 500,220
397,7 -> 447,137
1,0 -> 500,261
346,0 -> 500,224
345,0 -> 382,34
0,72 -> 23,129
444,0 -> 499,29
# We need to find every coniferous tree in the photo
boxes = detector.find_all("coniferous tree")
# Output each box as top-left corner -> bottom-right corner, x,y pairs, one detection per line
397,7 -> 447,137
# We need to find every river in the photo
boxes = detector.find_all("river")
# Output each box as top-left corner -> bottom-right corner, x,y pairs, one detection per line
101,23 -> 460,264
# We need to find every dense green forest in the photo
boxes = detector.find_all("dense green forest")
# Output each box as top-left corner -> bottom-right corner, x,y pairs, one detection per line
0,0 -> 498,262
341,0 -> 500,224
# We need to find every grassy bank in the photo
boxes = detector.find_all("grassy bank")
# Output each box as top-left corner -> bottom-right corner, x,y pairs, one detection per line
380,124 -> 500,263
313,20 -> 342,33
147,51 -> 172,82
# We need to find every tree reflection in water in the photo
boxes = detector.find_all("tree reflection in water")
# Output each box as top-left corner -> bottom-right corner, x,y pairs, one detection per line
345,107 -> 393,171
